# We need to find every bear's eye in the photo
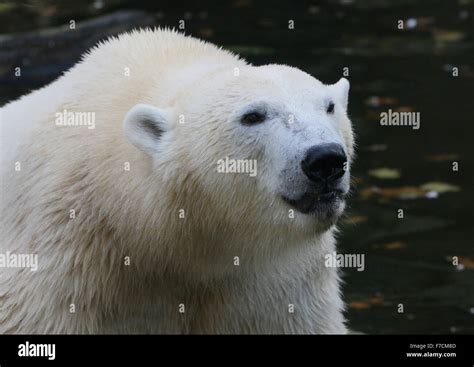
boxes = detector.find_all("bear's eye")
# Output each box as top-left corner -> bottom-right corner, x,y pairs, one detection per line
241,112 -> 266,125
326,102 -> 335,114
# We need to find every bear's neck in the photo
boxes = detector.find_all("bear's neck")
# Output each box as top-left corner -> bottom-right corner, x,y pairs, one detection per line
110,176 -> 335,284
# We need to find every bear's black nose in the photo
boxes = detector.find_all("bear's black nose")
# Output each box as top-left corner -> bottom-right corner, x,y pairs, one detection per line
301,143 -> 347,186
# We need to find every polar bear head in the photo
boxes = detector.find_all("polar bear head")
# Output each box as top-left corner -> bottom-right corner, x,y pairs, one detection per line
123,65 -> 354,236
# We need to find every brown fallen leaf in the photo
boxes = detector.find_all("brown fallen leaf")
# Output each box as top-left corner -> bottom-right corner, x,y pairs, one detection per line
383,241 -> 407,250
348,301 -> 370,310
368,296 -> 384,305
348,296 -> 385,310
458,256 -> 474,270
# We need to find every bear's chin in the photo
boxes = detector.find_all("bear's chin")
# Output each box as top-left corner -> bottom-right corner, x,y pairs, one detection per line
281,191 -> 346,230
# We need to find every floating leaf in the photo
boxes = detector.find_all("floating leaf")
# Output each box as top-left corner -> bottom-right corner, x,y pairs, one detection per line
364,144 -> 388,152
458,256 -> 474,270
383,241 -> 407,250
348,296 -> 384,309
365,96 -> 398,107
348,301 -> 370,310
425,153 -> 459,162
368,168 -> 401,179
199,27 -> 214,38
368,296 -> 384,305
359,182 -> 460,200
359,186 -> 424,200
393,106 -> 414,113
420,182 -> 460,194
434,29 -> 465,43
232,0 -> 251,7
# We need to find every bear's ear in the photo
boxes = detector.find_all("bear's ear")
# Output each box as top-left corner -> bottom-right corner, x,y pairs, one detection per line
329,78 -> 350,111
123,104 -> 170,155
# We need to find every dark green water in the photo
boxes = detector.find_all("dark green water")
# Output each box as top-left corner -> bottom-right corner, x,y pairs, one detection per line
1,0 -> 473,334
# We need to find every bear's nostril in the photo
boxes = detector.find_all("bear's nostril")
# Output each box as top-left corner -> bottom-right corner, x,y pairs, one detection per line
301,143 -> 347,185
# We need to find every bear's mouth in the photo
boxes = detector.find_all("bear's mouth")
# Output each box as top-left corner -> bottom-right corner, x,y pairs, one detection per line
282,190 -> 345,216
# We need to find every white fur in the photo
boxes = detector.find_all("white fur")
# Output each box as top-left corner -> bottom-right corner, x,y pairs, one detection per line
0,29 -> 354,334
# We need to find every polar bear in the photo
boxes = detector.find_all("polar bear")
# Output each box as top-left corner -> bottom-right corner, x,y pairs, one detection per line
0,29 -> 354,334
